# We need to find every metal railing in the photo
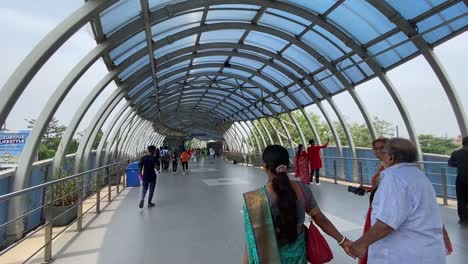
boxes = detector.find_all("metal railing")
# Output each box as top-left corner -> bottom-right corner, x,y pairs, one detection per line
0,159 -> 130,263
223,151 -> 455,205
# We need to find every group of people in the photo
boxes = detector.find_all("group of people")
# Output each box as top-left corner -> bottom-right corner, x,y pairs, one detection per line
138,146 -> 192,208
243,136 -> 466,263
294,139 -> 329,185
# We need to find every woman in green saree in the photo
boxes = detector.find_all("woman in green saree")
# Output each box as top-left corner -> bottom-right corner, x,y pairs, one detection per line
243,145 -> 353,264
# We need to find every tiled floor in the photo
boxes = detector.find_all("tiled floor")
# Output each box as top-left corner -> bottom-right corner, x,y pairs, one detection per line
26,158 -> 468,264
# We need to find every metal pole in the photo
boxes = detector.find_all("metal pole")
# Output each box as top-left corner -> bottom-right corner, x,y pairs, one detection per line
107,167 -> 111,202
333,160 -> 337,184
76,176 -> 83,231
441,167 -> 448,206
359,161 -> 363,186
96,168 -> 101,214
43,183 -> 54,263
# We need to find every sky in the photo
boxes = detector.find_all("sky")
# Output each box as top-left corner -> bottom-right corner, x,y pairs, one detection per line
0,1 -> 467,139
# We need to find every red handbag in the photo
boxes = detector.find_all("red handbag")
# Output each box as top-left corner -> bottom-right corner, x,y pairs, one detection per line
299,183 -> 333,263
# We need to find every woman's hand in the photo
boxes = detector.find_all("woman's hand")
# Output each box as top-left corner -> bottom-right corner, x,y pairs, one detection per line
340,238 -> 356,259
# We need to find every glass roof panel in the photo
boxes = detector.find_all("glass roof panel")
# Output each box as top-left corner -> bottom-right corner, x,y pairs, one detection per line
223,68 -> 253,79
158,60 -> 190,76
417,2 -> 468,44
274,60 -> 302,79
386,0 -> 445,20
159,72 -> 186,87
230,57 -> 264,70
251,76 -> 278,92
282,0 -> 337,15
258,13 -> 306,36
128,77 -> 152,97
193,56 -> 229,64
119,56 -> 149,80
246,88 -> 263,97
261,66 -> 293,86
189,67 -> 220,75
100,0 -> 141,35
200,29 -> 245,43
109,31 -> 146,63
368,32 -> 418,68
244,31 -> 289,53
154,35 -> 197,59
206,9 -> 257,23
320,75 -> 343,94
302,30 -> 345,60
292,89 -> 313,105
327,0 -> 395,44
149,0 -> 183,10
313,25 -> 352,53
282,45 -> 322,73
337,58 -> 365,83
278,95 -> 296,110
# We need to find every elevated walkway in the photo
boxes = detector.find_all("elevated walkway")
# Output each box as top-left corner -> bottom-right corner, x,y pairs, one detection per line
10,158 -> 468,264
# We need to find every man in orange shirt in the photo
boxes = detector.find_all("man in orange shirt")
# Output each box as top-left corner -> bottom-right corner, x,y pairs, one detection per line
181,150 -> 190,174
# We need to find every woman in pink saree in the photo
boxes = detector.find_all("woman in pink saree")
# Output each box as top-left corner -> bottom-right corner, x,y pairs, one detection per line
295,144 -> 310,184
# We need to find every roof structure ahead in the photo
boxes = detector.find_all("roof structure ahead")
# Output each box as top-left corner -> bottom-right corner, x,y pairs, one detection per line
90,0 -> 468,138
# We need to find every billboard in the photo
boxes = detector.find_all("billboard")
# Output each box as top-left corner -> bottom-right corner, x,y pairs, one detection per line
0,131 -> 30,168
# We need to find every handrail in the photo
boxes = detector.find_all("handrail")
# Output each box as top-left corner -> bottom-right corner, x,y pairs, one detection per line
0,158 -> 132,263
321,155 -> 449,165
0,160 -> 128,203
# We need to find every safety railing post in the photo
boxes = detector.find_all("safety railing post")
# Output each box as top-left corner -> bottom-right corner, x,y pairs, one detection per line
96,168 -> 101,214
116,165 -> 120,194
123,163 -> 127,190
333,160 -> 337,184
107,167 -> 111,202
43,183 -> 54,263
76,176 -> 83,231
441,167 -> 448,206
359,161 -> 363,187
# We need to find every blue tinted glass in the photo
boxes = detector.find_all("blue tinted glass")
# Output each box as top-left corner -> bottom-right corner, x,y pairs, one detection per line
193,56 -> 228,64
320,75 -> 342,94
343,66 -> 365,83
327,0 -> 394,44
282,45 -> 322,73
158,60 -> 190,76
313,25 -> 352,53
246,88 -> 264,97
258,13 -> 306,35
189,67 -> 220,75
267,8 -> 310,25
152,11 -> 203,41
100,0 -> 141,35
245,31 -> 289,53
351,54 -> 374,77
149,0 -> 186,10
302,30 -> 344,60
368,32 -> 418,68
110,31 -> 146,62
160,72 -> 186,86
206,10 -> 257,23
119,56 -> 149,80
128,77 -> 152,97
279,96 -> 296,110
274,60 -> 302,79
307,84 -> 323,99
223,68 -> 253,78
251,76 -> 278,92
155,35 -> 197,59
386,0 -> 445,20
262,66 -> 293,86
292,89 -> 312,105
282,0 -> 337,15
268,103 -> 283,113
200,29 -> 245,43
230,57 -> 264,70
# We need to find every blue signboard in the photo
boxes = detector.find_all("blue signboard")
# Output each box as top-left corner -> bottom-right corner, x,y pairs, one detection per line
0,131 -> 30,168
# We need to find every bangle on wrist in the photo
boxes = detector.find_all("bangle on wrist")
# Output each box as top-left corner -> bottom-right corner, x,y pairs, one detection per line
338,236 -> 346,245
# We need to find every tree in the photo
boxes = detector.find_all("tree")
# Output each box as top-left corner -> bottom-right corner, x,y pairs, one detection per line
418,134 -> 458,155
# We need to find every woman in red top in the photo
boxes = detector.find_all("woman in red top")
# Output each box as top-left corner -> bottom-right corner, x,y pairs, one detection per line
294,144 -> 310,184
307,138 -> 329,185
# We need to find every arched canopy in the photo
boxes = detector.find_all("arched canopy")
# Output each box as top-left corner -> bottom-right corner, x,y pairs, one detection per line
91,0 -> 467,138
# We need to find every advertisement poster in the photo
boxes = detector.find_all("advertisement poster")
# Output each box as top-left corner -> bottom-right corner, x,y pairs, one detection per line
0,131 -> 30,168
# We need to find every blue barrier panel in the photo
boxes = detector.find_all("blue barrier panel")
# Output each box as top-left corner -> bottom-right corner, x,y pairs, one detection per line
24,163 -> 47,233
423,155 -> 455,198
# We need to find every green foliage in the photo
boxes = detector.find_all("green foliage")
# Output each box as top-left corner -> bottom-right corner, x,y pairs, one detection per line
247,113 -> 457,155
25,117 -> 103,160
418,134 -> 459,155
52,168 -> 78,206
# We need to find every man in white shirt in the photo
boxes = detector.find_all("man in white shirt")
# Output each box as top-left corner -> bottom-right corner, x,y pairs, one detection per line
349,138 -> 446,264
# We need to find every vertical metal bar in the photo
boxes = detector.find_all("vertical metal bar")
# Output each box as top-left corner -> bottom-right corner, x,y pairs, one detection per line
116,165 -> 120,194
43,184 -> 54,263
107,167 -> 111,202
441,167 -> 448,206
359,161 -> 363,186
333,160 -> 337,184
76,177 -> 83,231
96,168 -> 101,214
